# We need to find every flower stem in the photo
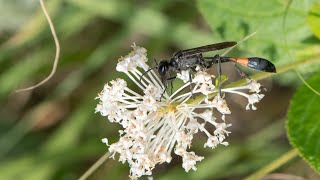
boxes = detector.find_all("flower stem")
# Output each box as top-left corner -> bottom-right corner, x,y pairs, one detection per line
78,151 -> 111,180
295,69 -> 320,96
244,149 -> 298,180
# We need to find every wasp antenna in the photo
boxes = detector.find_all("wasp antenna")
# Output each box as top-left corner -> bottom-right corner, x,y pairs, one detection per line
140,66 -> 158,82
153,58 -> 159,66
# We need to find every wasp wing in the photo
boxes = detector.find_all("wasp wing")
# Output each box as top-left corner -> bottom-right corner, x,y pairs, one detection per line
174,41 -> 237,59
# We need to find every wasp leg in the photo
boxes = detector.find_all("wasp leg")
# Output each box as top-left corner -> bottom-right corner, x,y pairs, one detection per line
160,84 -> 167,101
167,76 -> 176,81
160,77 -> 167,101
203,55 -> 228,66
233,63 -> 252,80
208,55 -> 223,97
203,55 -> 224,97
189,72 -> 195,99
205,55 -> 223,97
153,58 -> 159,66
167,76 -> 176,95
217,56 -> 222,97
170,80 -> 173,95
160,76 -> 176,101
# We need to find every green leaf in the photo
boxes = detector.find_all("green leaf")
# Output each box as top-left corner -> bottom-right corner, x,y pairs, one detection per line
0,49 -> 50,98
0,1 -> 37,32
215,74 -> 228,87
66,0 -> 132,21
197,0 -> 314,65
307,2 -> 320,39
42,99 -> 95,154
287,71 -> 320,172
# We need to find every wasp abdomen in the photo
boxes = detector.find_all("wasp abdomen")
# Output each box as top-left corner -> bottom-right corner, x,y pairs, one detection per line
248,57 -> 276,73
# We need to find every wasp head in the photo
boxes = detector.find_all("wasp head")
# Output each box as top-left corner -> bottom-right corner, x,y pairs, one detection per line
158,60 -> 170,76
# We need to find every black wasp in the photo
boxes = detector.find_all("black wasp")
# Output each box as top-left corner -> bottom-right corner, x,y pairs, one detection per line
141,41 -> 276,98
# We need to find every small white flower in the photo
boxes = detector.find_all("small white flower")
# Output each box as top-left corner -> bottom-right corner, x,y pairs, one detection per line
199,109 -> 216,122
221,81 -> 265,111
246,79 -> 262,93
204,135 -> 219,148
246,93 -> 265,110
96,45 -> 266,179
180,150 -> 204,172
193,71 -> 214,83
193,71 -> 215,95
116,44 -> 148,72
101,138 -> 109,145
205,95 -> 231,116
177,70 -> 190,83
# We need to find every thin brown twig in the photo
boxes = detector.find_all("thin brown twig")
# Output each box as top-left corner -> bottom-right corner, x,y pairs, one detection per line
221,31 -> 257,56
15,0 -> 60,93
261,173 -> 306,180
295,70 -> 320,96
78,152 -> 111,180
245,149 -> 299,180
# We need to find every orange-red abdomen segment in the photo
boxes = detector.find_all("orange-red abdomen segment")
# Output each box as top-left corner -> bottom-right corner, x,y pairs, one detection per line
227,57 -> 249,67
220,56 -> 276,72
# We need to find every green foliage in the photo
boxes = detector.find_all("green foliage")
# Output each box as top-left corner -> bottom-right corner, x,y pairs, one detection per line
307,2 -> 320,39
0,1 -> 37,32
287,71 -> 320,172
197,0 -> 315,64
0,0 -> 320,179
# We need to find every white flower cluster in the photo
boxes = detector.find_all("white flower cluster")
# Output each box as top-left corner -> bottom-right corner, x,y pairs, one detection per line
95,44 -> 265,178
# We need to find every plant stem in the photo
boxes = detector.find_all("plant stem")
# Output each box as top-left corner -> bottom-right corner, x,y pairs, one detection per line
78,151 -> 111,180
245,149 -> 298,180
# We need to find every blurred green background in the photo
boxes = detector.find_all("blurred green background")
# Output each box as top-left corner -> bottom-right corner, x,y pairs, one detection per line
1,0 -> 320,179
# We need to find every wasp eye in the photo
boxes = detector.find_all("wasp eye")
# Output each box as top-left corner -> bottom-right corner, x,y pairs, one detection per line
158,64 -> 167,76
